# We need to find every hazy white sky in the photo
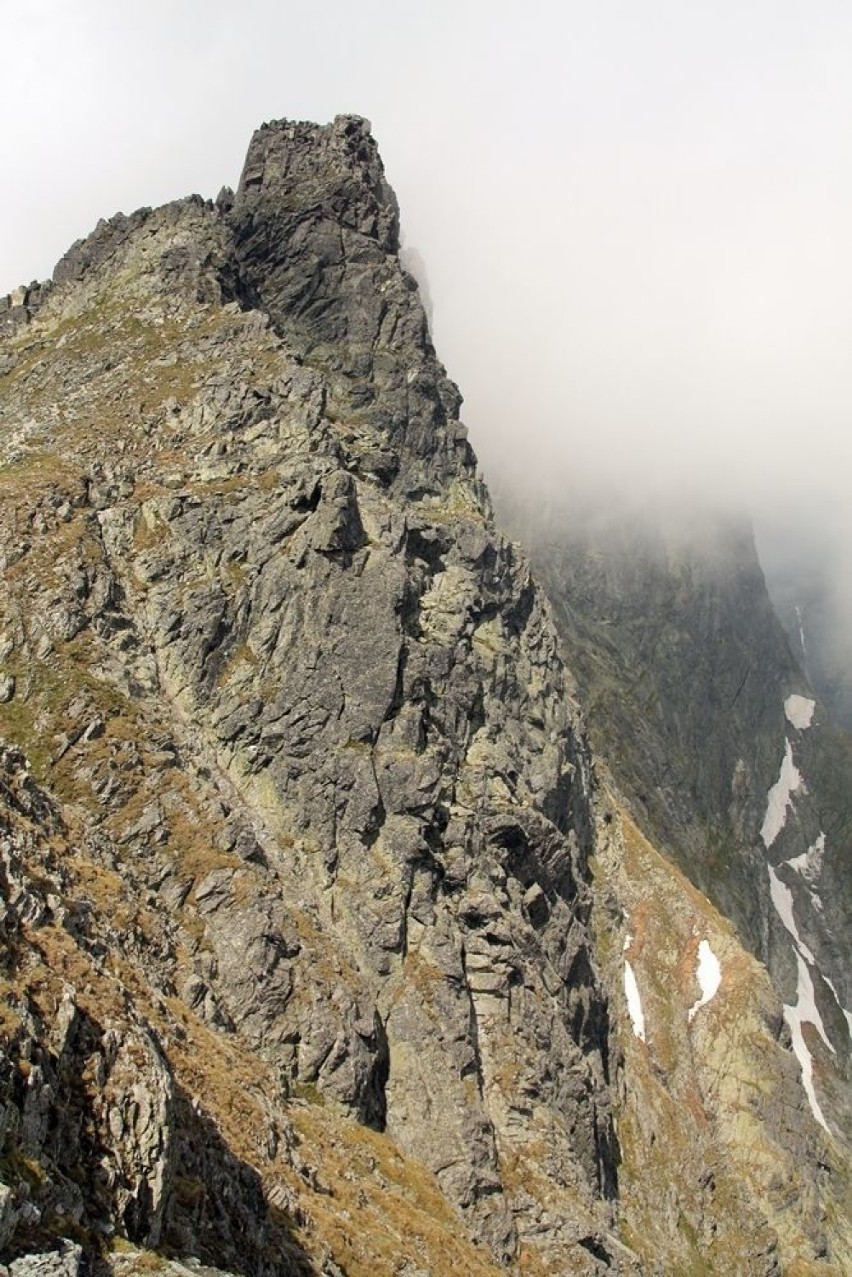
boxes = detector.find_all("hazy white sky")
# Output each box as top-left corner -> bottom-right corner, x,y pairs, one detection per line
2,0 -> 851,522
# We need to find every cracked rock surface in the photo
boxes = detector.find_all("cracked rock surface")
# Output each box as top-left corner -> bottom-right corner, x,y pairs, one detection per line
0,116 -> 849,1275
0,117 -> 616,1275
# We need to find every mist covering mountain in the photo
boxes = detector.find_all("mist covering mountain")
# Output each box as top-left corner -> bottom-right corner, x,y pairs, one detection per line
0,115 -> 850,1277
496,482 -> 852,1123
757,517 -> 852,734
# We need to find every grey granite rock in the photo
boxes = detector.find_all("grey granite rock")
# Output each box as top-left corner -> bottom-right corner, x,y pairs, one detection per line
9,1243 -> 82,1277
0,114 -> 848,1276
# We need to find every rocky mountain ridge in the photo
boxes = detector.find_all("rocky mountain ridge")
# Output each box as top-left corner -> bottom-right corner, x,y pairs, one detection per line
0,116 -> 849,1275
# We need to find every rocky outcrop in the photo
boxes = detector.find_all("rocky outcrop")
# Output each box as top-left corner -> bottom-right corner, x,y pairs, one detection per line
1,115 -> 849,1274
0,744 -> 315,1275
0,117 -> 617,1274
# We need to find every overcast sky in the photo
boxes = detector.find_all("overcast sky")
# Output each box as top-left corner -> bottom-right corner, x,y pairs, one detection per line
2,1 -> 851,552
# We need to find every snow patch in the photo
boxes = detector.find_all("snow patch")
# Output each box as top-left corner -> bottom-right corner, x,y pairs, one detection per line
793,949 -> 833,1054
760,739 -> 801,849
767,865 -> 815,964
623,961 -> 646,1042
768,862 -> 833,1051
784,953 -> 832,1132
786,832 -> 825,887
687,940 -> 722,1023
767,860 -> 838,1131
784,694 -> 815,731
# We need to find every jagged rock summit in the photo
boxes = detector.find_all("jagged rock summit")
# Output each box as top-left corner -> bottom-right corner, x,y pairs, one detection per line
0,116 -> 849,1275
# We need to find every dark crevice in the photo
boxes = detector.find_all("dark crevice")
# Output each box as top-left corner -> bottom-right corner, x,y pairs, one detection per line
404,524 -> 449,576
577,1235 -> 613,1265
356,1011 -> 390,1132
292,481 -> 322,514
382,644 -> 409,726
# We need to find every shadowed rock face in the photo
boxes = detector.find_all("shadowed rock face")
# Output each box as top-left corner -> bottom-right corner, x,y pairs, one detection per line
0,116 -> 850,1277
226,116 -> 472,498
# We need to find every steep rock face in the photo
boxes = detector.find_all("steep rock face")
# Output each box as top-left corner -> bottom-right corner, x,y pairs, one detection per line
758,527 -> 852,734
0,118 -> 617,1273
504,494 -> 852,1143
0,742 -> 503,1277
1,115 -> 850,1276
0,747 -> 287,1271
593,803 -> 852,1275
